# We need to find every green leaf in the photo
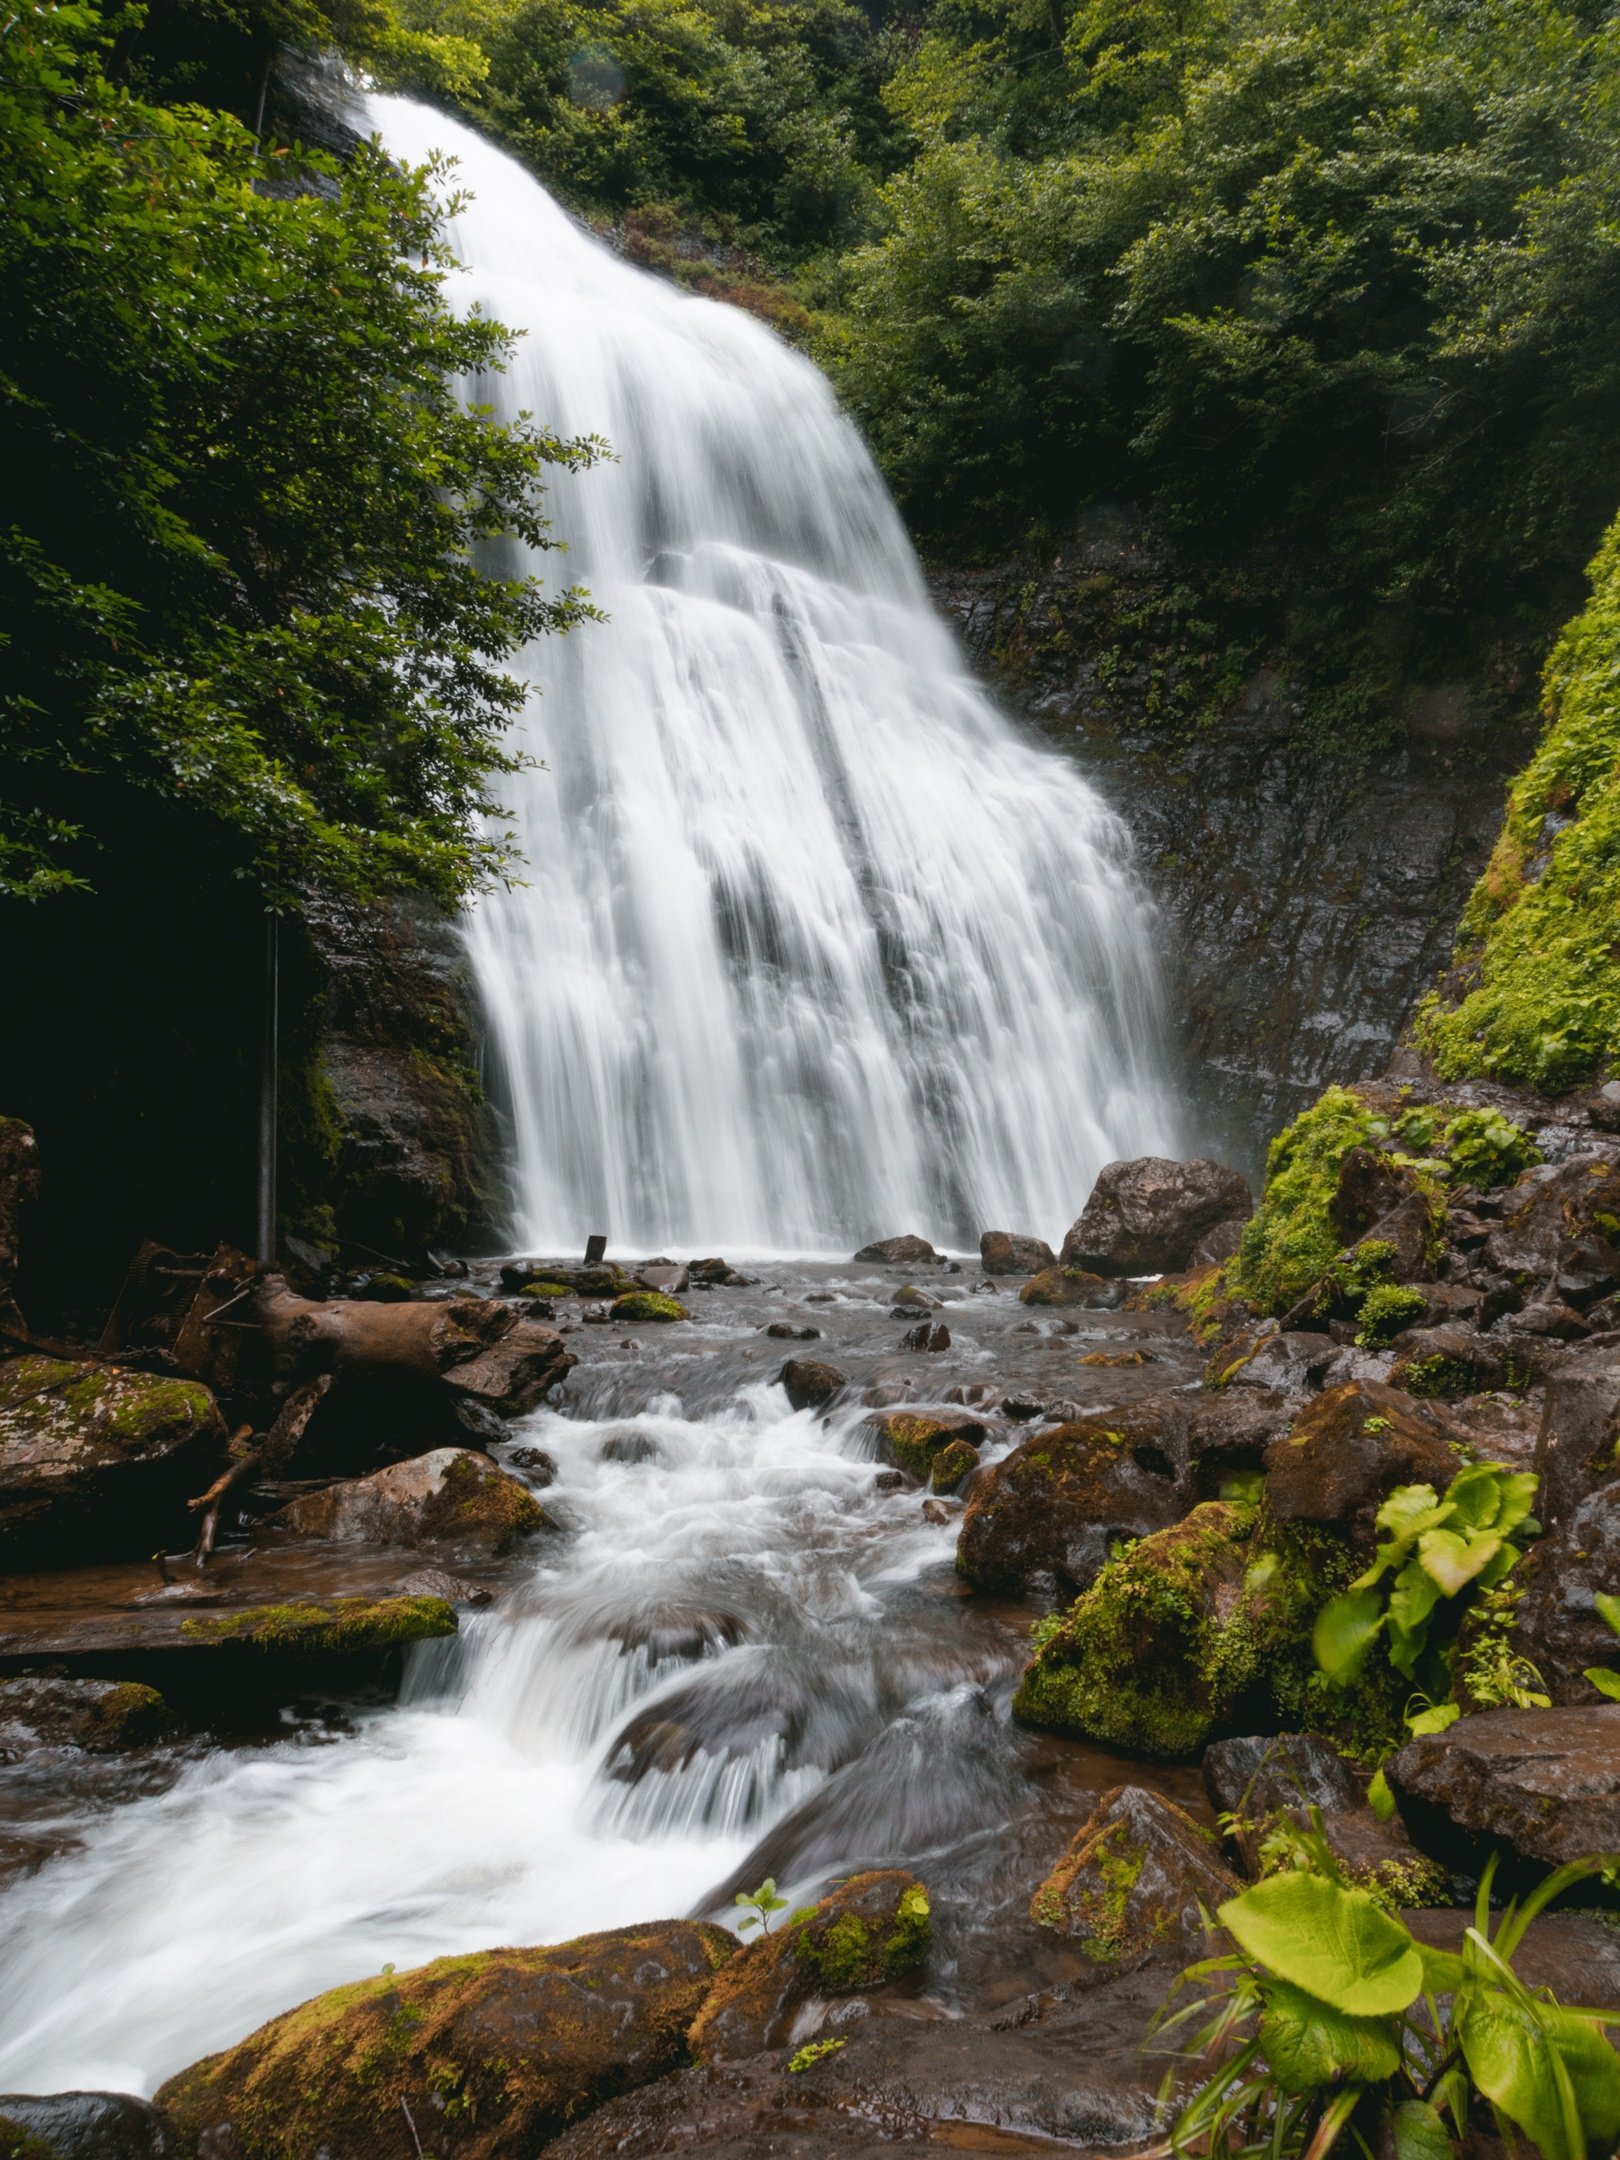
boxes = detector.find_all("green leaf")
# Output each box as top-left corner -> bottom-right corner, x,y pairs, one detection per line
1388,2097 -> 1455,2160
1315,1587 -> 1386,1682
1367,1765 -> 1395,1821
1584,1666 -> 1620,1700
1546,2006 -> 1620,2143
1417,1527 -> 1501,1597
1257,1978 -> 1402,2093
1406,1701 -> 1461,1735
1416,1942 -> 1467,1996
1217,1872 -> 1425,2016
1594,1591 -> 1620,1639
1459,1997 -> 1587,2160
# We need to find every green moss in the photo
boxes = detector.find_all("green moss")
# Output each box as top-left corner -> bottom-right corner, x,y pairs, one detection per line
50,1367 -> 216,1451
930,1438 -> 980,1494
1225,1087 -> 1383,1314
521,1280 -> 574,1299
793,1883 -> 930,1989
422,1453 -> 548,1549
1418,515 -> 1620,1092
179,1596 -> 456,1654
1355,1283 -> 1428,1347
1031,1822 -> 1146,1960
609,1292 -> 689,1323
0,2112 -> 58,2160
85,1681 -> 182,1748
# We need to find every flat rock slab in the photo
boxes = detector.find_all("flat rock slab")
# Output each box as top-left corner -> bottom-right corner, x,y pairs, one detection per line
1390,1704 -> 1620,1866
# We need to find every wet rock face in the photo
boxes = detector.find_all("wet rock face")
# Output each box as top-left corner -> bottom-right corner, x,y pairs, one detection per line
852,1236 -> 937,1266
689,1872 -> 930,2064
777,1359 -> 847,1412
156,1919 -> 738,2160
1062,1158 -> 1253,1277
1388,1704 -> 1620,1868
1029,1784 -> 1235,1967
1534,1342 -> 1620,1529
1262,1380 -> 1460,1544
0,1677 -> 181,1756
0,2091 -> 178,2160
956,1416 -> 1184,1597
861,1408 -> 989,1483
269,1448 -> 549,1556
1203,1735 -> 1443,1904
1515,1478 -> 1620,1699
932,548 -> 1536,1167
0,1118 -> 38,1339
0,1354 -> 224,1567
978,1232 -> 1057,1276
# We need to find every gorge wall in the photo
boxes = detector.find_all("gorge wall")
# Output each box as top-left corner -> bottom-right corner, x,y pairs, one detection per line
931,520 -> 1541,1176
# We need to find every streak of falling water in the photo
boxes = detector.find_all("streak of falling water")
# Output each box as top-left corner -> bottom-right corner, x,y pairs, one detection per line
365,97 -> 1178,1250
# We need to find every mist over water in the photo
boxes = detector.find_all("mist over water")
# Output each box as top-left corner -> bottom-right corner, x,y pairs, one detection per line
370,96 -> 1177,1252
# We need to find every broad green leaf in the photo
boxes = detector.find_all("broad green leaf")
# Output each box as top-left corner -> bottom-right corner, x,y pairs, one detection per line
1416,1942 -> 1467,1996
1375,1483 -> 1445,1542
1218,1872 -> 1425,2016
1406,1701 -> 1461,1735
1490,1472 -> 1540,1541
1388,1562 -> 1444,1638
1367,1765 -> 1395,1821
1445,1463 -> 1520,1533
1257,1978 -> 1402,2093
1388,2097 -> 1454,2160
1460,1997 -> 1586,2160
1595,1590 -> 1620,1639
1315,1587 -> 1386,1682
1418,1527 -> 1501,1597
1584,1666 -> 1620,1700
1546,2005 -> 1620,2143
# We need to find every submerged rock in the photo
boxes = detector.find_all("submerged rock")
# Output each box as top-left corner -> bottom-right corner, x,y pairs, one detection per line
1018,1266 -> 1119,1309
1030,1784 -> 1236,1967
0,1677 -> 181,1757
956,1417 -> 1183,1598
610,1292 -> 690,1324
0,1354 -> 224,1567
930,1438 -> 980,1494
269,1447 -> 549,1556
157,1919 -> 737,2160
688,1872 -> 930,2063
978,1231 -> 1057,1276
1062,1157 -> 1253,1277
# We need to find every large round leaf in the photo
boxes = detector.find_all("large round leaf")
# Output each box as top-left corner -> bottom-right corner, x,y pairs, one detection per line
1218,1873 -> 1425,2016
1459,1997 -> 1585,2160
1257,1979 -> 1403,2093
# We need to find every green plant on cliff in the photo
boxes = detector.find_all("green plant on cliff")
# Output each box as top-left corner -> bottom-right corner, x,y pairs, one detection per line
1313,1465 -> 1543,1738
1226,1088 -> 1382,1314
0,0 -> 600,911
1418,512 -> 1620,1094
1161,1843 -> 1620,2160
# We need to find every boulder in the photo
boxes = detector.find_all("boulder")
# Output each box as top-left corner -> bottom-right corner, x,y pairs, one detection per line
441,1317 -> 576,1416
1511,1478 -> 1620,1700
1223,1331 -> 1336,1396
0,1117 -> 39,1340
1018,1267 -> 1120,1309
853,1236 -> 938,1266
930,1439 -> 980,1494
688,1872 -> 929,2064
1203,1733 -> 1444,1902
1388,1324 -> 1525,1401
0,1354 -> 225,1567
1534,1342 -> 1620,1528
156,1920 -> 738,2160
1263,1381 -> 1461,1545
269,1448 -> 549,1556
1030,1784 -> 1236,1967
956,1417 -> 1184,1597
1388,1705 -> 1620,1868
1203,1732 -> 1357,1818
0,1677 -> 181,1756
0,2093 -> 178,2160
610,1293 -> 689,1325
978,1232 -> 1057,1277
1062,1158 -> 1253,1277
863,1408 -> 988,1482
777,1359 -> 846,1413
1483,1153 -> 1620,1295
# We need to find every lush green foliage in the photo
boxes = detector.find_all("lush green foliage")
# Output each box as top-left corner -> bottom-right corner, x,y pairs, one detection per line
1314,1466 -> 1546,1738
0,0 -> 598,909
1418,513 -> 1620,1093
1164,1842 -> 1620,2160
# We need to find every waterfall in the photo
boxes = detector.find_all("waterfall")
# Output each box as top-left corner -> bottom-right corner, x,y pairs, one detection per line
369,96 -> 1177,1252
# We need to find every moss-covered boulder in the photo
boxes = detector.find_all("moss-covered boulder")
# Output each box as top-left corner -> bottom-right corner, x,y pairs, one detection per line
157,1920 -> 736,2160
862,1408 -> 988,1482
1029,1784 -> 1236,1966
178,1596 -> 456,1657
0,1676 -> 182,1753
688,1873 -> 929,2064
1263,1380 -> 1461,1546
1018,1265 -> 1116,1308
0,1353 -> 224,1567
610,1292 -> 689,1324
271,1448 -> 550,1555
956,1415 -> 1184,1597
930,1438 -> 980,1494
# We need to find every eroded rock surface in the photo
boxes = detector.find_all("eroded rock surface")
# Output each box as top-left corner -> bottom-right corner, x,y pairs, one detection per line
1389,1704 -> 1620,1866
1062,1158 -> 1253,1276
1029,1783 -> 1235,1967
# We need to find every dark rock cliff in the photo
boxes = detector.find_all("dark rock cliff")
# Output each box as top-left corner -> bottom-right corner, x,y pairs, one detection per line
931,527 -> 1540,1173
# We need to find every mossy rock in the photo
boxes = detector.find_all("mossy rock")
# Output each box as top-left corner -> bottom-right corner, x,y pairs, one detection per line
610,1292 -> 689,1324
521,1279 -> 574,1300
273,1449 -> 549,1555
688,1872 -> 929,2064
178,1596 -> 456,1656
0,1675 -> 182,1752
1019,1265 -> 1112,1308
156,1920 -> 737,2160
863,1408 -> 988,1482
0,2113 -> 56,2160
955,1413 -> 1185,1597
930,1438 -> 980,1494
1029,1783 -> 1237,1966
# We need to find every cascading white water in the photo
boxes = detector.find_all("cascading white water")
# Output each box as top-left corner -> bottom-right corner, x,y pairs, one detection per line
378,96 -> 1178,1251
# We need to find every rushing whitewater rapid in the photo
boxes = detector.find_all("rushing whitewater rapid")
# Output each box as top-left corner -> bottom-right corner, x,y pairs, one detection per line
377,96 -> 1177,1252
0,106 -> 1189,2100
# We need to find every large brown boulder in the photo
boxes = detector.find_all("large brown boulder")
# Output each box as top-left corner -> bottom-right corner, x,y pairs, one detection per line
156,1921 -> 737,2160
1263,1380 -> 1461,1544
979,1231 -> 1057,1276
956,1416 -> 1184,1597
1061,1158 -> 1252,1277
1029,1785 -> 1236,1967
1018,1266 -> 1119,1309
1388,1705 -> 1620,1868
776,1358 -> 847,1412
853,1235 -> 938,1266
0,1118 -> 38,1341
688,1872 -> 929,2064
0,1354 -> 224,1567
270,1448 -> 549,1556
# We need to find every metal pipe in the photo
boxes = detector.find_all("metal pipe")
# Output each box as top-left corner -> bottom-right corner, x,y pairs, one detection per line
256,913 -> 279,1264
